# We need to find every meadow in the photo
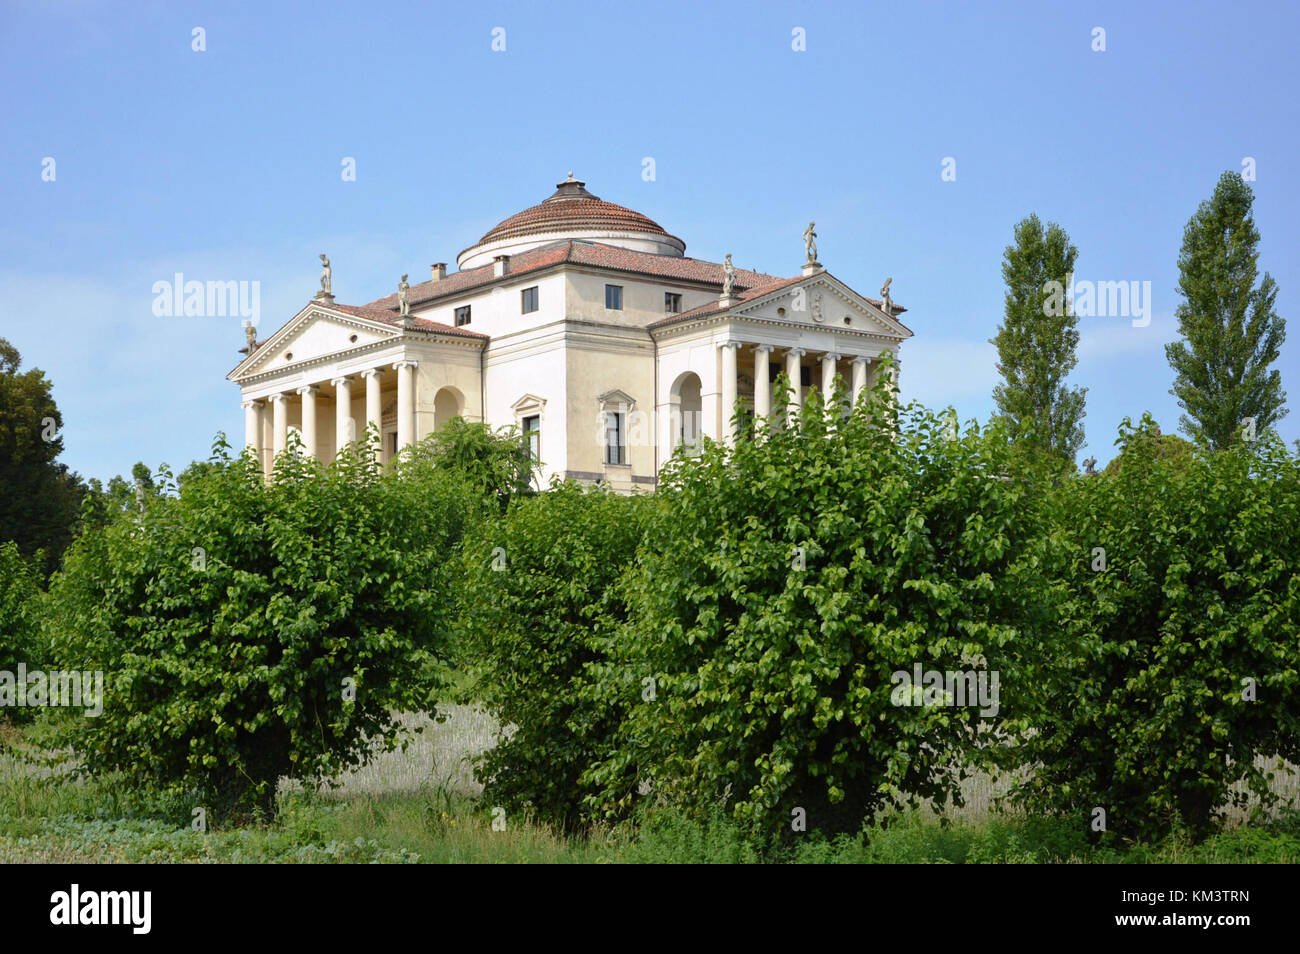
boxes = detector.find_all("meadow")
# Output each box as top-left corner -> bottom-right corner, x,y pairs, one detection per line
4,708 -> 1298,864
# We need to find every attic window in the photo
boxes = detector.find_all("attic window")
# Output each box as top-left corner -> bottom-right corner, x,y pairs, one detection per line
843,316 -> 852,325
284,352 -> 293,361
777,307 -> 786,316
349,334 -> 358,343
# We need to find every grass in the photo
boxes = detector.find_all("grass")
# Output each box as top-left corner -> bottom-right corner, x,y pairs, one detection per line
3,711 -> 1299,864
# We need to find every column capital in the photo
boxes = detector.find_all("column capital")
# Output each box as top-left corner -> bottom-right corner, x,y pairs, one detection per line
241,398 -> 261,410
360,368 -> 382,379
717,340 -> 742,350
392,359 -> 419,370
786,347 -> 807,358
823,351 -> 842,362
330,375 -> 351,387
753,343 -> 776,353
852,354 -> 871,365
297,385 -> 319,396
268,392 -> 289,403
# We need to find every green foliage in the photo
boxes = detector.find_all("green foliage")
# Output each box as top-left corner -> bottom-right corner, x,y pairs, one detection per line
0,339 -> 88,575
1008,414 -> 1300,840
402,417 -> 536,513
0,542 -> 43,684
42,434 -> 468,817
990,214 -> 1087,466
1166,171 -> 1288,449
459,481 -> 654,829
1102,425 -> 1195,476
585,370 -> 1047,840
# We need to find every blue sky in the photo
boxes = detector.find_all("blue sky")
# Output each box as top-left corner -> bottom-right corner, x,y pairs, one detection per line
3,0 -> 1297,482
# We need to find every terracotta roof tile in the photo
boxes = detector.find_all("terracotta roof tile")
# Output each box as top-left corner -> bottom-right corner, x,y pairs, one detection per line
322,300 -> 488,339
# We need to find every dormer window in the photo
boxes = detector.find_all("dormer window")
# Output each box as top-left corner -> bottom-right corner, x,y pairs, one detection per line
664,292 -> 682,314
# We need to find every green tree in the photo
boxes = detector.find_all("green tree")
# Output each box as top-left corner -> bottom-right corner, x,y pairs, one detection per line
403,417 -> 536,513
0,541 -> 43,681
459,481 -> 654,829
991,215 -> 1087,466
1166,171 -> 1287,449
0,338 -> 87,574
1008,414 -> 1300,840
585,375 -> 1048,840
44,435 -> 468,817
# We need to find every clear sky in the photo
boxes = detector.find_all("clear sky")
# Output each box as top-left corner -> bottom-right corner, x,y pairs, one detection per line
3,0 -> 1297,482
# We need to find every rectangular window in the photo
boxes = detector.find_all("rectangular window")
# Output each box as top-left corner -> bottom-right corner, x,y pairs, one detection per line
605,284 -> 623,310
604,411 -> 625,465
664,292 -> 682,314
454,305 -> 471,326
522,415 -> 540,460
521,286 -> 539,313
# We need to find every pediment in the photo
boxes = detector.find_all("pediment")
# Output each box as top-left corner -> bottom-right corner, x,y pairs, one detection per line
230,305 -> 399,381
735,274 -> 912,339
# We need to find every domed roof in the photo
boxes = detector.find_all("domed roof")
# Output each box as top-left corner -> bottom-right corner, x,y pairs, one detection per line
457,175 -> 685,268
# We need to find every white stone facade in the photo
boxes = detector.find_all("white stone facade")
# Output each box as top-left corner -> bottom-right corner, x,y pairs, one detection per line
228,177 -> 912,490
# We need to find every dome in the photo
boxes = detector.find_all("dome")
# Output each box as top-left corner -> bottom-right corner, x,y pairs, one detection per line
457,174 -> 686,269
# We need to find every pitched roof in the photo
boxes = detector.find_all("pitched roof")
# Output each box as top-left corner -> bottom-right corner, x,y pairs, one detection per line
322,300 -> 488,339
364,240 -> 784,312
648,275 -> 908,330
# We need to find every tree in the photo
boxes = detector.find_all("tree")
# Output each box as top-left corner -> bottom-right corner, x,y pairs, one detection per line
402,417 -> 536,513
991,215 -> 1087,466
584,378 -> 1047,840
1008,414 -> 1300,840
44,436 -> 468,817
1166,172 -> 1287,449
0,338 -> 87,574
458,481 -> 654,829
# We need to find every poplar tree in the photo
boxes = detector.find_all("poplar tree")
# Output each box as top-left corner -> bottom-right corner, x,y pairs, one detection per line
991,215 -> 1086,464
1166,171 -> 1287,449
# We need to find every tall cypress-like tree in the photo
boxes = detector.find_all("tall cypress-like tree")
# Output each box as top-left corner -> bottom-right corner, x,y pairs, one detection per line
990,215 -> 1086,464
1166,172 -> 1287,448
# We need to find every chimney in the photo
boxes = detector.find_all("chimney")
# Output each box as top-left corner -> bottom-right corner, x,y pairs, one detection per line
493,255 -> 510,278
431,262 -> 446,282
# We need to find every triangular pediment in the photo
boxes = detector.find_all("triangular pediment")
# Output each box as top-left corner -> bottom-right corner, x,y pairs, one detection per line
229,304 -> 400,381
734,273 -> 912,339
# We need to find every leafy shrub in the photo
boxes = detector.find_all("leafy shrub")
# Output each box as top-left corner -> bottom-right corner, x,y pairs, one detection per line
1008,414 -> 1300,840
43,435 -> 467,817
402,417 -> 536,514
459,481 -> 654,829
585,373 -> 1048,840
0,542 -> 41,677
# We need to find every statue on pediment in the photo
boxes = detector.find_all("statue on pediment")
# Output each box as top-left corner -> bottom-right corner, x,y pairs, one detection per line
244,323 -> 258,351
398,274 -> 410,316
722,254 -> 735,298
880,277 -> 893,315
803,221 -> 818,263
319,253 -> 332,296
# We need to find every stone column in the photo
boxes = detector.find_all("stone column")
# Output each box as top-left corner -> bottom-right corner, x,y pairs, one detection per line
331,376 -> 353,457
719,342 -> 740,444
822,352 -> 841,405
270,393 -> 289,464
785,348 -> 805,424
852,356 -> 870,406
394,360 -> 417,452
243,399 -> 262,456
752,345 -> 774,423
297,386 -> 318,460
363,369 -> 383,463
